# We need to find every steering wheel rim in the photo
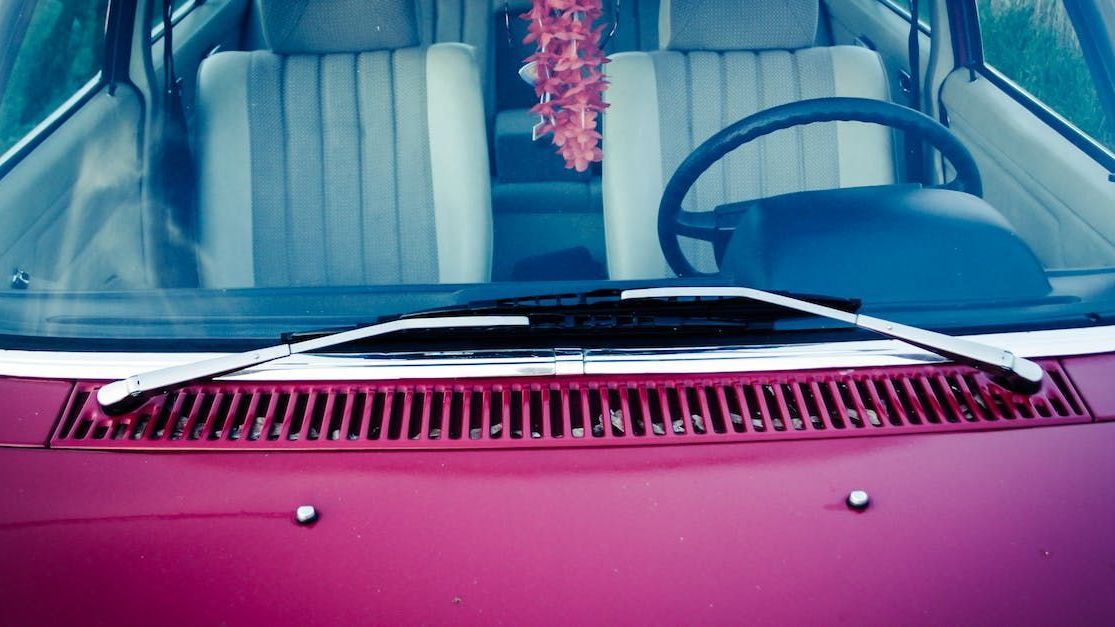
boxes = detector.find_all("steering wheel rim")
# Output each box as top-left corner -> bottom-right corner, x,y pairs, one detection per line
659,97 -> 983,277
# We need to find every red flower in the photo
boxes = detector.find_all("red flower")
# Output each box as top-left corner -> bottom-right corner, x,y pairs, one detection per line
530,97 -> 559,118
521,0 -> 609,170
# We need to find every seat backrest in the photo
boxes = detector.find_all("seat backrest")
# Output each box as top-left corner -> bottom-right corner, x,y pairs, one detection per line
417,0 -> 496,117
602,0 -> 896,279
195,0 -> 493,287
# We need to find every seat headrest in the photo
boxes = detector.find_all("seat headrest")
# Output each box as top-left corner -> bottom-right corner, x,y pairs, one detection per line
259,0 -> 420,54
660,0 -> 820,51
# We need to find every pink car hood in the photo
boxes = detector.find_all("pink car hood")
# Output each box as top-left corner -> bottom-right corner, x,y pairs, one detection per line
3,422 -> 1115,625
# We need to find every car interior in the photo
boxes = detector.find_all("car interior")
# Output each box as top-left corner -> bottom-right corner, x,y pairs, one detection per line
0,0 -> 1113,314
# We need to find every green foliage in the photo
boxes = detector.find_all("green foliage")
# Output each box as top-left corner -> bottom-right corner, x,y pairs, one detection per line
0,0 -> 110,154
978,0 -> 1114,150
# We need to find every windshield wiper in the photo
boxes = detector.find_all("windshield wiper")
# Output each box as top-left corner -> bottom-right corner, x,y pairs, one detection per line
622,286 -> 1045,394
97,288 -> 850,413
97,315 -> 529,414
98,284 -> 1043,413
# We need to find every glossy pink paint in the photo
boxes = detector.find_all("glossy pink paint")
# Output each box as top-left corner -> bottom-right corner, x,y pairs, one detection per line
0,354 -> 1113,624
1063,354 -> 1115,421
0,377 -> 71,446
2,425 -> 1115,624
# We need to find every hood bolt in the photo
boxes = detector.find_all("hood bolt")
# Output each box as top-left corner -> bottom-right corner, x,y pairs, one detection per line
295,505 -> 318,525
846,490 -> 870,511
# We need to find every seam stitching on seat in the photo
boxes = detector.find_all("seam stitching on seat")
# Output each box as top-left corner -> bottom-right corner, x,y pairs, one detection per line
458,0 -> 466,40
354,53 -> 367,283
279,55 -> 293,285
316,55 -> 329,285
389,52 -> 404,282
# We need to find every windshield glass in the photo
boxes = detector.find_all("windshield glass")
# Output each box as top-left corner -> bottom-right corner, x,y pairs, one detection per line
0,0 -> 1112,347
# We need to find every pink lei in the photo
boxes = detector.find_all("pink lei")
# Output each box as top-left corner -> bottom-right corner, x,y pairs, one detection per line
522,0 -> 609,172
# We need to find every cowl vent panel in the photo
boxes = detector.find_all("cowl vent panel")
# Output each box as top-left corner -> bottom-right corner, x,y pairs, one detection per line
51,362 -> 1088,450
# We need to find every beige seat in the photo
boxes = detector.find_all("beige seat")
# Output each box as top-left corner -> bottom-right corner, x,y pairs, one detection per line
195,0 -> 492,287
417,0 -> 495,117
602,0 -> 897,279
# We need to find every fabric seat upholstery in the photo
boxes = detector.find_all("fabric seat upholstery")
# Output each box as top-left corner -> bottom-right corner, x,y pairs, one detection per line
196,0 -> 492,287
602,0 -> 896,279
417,0 -> 495,117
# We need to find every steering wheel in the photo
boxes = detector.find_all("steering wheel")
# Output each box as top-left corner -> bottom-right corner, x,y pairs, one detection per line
659,97 -> 983,277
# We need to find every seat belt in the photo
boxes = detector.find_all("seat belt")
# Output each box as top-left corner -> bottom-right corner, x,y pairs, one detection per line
148,0 -> 199,287
905,0 -> 925,184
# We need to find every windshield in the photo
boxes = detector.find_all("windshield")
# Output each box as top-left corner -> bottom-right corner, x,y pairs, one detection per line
0,0 -> 1112,348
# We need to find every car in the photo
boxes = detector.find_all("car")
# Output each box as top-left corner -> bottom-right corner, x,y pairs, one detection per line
1,0 -> 1114,624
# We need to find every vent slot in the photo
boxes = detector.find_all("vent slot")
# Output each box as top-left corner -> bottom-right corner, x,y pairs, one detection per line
448,390 -> 466,440
59,390 -> 90,438
53,361 -> 1089,450
548,388 -> 564,438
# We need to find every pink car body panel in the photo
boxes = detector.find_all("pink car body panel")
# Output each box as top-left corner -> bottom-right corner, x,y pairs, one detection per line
1,353 -> 1113,625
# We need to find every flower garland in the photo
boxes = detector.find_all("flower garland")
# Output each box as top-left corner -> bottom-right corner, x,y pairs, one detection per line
522,0 -> 609,172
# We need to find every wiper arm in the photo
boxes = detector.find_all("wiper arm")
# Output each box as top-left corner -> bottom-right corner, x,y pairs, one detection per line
622,286 -> 1045,394
97,315 -> 529,414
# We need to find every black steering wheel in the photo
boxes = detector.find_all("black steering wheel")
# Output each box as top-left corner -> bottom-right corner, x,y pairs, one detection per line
659,97 -> 983,277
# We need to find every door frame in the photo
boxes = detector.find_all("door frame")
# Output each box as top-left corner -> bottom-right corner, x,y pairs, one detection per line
950,0 -> 1115,172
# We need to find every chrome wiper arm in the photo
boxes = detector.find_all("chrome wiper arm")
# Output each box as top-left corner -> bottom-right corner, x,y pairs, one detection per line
622,286 -> 1045,394
97,315 -> 530,413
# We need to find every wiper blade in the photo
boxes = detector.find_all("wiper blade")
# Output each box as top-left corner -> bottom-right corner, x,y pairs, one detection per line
97,315 -> 529,413
441,288 -> 860,318
622,286 -> 1044,394
282,288 -> 861,344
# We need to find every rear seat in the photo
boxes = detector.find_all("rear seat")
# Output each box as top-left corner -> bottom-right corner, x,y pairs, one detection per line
491,0 -> 659,184
239,0 -> 659,279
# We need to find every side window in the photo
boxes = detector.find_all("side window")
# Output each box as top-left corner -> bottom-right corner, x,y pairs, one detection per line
0,0 -> 111,156
151,0 -> 195,32
882,0 -> 932,27
977,0 -> 1114,151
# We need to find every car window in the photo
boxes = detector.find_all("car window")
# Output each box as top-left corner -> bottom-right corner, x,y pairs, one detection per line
151,0 -> 193,30
978,0 -> 1114,151
883,0 -> 932,27
0,0 -> 110,156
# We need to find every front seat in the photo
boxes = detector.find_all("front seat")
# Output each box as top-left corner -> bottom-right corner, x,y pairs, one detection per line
416,0 -> 495,119
602,0 -> 897,279
196,0 -> 493,287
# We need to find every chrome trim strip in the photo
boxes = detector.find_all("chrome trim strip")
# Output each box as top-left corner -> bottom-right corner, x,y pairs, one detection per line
0,324 -> 1113,382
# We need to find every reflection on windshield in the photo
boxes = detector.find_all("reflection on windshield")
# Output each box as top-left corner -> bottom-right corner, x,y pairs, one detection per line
0,0 -> 1111,344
